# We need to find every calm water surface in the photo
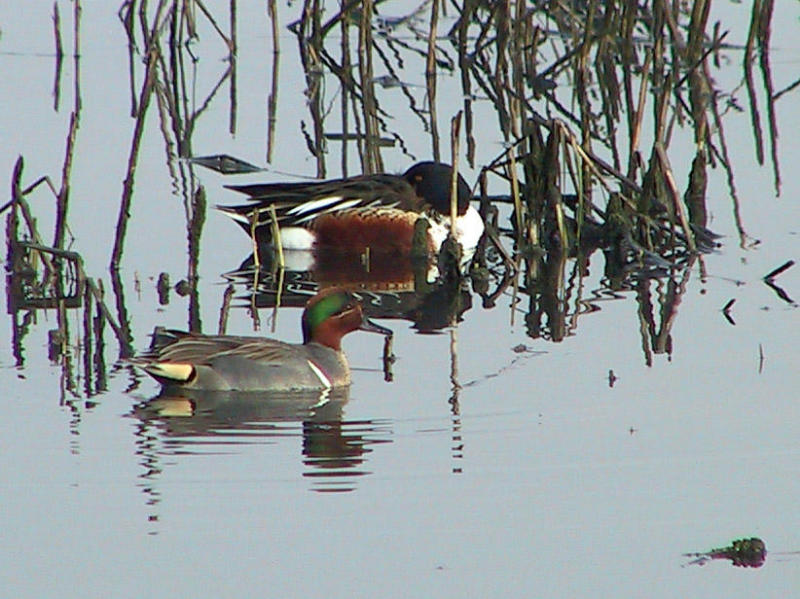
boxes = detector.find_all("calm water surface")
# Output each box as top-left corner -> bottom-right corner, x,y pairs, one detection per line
0,2 -> 798,597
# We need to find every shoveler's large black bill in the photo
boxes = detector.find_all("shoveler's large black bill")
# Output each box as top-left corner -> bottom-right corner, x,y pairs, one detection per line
359,315 -> 393,337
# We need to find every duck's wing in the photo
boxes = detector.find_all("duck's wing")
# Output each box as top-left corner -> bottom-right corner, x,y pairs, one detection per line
137,328 -> 299,366
218,174 -> 423,230
129,328 -> 311,388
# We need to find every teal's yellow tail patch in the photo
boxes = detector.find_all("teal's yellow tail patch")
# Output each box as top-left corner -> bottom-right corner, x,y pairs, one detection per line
143,362 -> 194,382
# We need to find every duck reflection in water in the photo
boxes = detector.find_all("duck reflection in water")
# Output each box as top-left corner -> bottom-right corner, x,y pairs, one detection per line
225,247 -> 475,336
131,387 -> 393,493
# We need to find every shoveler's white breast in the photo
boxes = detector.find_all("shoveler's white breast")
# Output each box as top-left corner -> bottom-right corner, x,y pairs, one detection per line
455,206 -> 485,251
425,205 -> 485,254
420,206 -> 485,282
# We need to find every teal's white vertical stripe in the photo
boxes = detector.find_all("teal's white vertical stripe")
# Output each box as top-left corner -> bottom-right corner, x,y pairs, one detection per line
306,360 -> 332,389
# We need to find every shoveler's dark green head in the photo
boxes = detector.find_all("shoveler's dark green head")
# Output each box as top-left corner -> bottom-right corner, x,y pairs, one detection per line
402,162 -> 472,216
302,288 -> 392,349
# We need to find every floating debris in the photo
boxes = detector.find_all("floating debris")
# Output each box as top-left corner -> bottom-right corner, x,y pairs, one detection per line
763,260 -> 796,305
156,272 -> 170,306
684,537 -> 767,568
188,154 -> 265,175
722,298 -> 736,325
608,369 -> 618,387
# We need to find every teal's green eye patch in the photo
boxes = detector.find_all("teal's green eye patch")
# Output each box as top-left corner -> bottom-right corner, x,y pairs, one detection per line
302,292 -> 352,342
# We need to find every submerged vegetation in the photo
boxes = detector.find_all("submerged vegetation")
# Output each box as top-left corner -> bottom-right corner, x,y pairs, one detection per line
3,0 -> 795,400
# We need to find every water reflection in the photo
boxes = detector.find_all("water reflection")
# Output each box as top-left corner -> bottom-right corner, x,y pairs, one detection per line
130,388 -> 392,496
223,249 -> 474,334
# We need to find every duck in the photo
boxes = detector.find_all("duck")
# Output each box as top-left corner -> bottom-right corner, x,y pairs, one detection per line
217,161 -> 485,264
129,288 -> 392,392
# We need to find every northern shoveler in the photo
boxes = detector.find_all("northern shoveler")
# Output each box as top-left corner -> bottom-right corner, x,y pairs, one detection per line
129,288 -> 392,392
217,161 -> 485,263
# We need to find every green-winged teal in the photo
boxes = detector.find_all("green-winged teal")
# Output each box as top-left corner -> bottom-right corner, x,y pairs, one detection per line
130,288 -> 392,392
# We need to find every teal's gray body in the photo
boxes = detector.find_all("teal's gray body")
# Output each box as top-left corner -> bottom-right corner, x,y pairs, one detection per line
132,329 -> 350,392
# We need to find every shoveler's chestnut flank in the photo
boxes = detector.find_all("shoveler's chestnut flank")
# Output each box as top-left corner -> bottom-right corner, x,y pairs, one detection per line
217,161 -> 485,258
129,288 -> 392,392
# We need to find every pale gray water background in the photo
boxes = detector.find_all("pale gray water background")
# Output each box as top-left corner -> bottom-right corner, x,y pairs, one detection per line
0,1 -> 798,597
